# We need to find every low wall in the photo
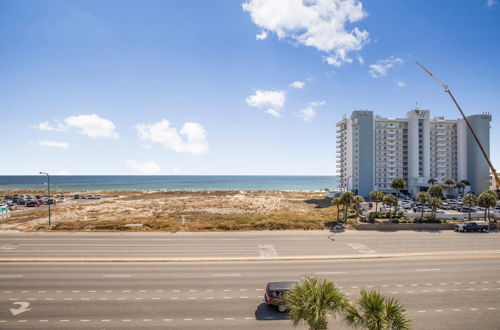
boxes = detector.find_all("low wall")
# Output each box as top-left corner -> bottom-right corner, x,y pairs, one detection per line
358,223 -> 455,231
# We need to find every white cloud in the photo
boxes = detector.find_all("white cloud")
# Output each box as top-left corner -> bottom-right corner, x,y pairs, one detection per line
34,114 -> 118,139
136,119 -> 209,155
126,160 -> 162,175
369,56 -> 403,78
64,114 -> 118,139
246,90 -> 285,109
397,80 -> 407,88
33,121 -> 60,131
38,140 -> 69,149
298,100 -> 326,121
266,109 -> 282,118
242,0 -> 369,67
256,30 -> 268,40
290,81 -> 305,89
299,107 -> 316,121
487,0 -> 497,8
357,55 -> 365,65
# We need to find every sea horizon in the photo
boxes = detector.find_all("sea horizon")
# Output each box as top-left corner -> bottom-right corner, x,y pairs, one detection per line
0,175 -> 339,192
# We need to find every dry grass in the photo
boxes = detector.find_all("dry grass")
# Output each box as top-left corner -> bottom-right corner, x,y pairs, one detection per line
1,190 -> 356,232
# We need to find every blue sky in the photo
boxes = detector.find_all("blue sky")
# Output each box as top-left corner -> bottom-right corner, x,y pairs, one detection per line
1,0 -> 499,175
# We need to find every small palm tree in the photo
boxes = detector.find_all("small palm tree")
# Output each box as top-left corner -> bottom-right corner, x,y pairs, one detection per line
332,197 -> 342,222
340,192 -> 355,224
429,197 -> 442,220
428,184 -> 444,199
343,289 -> 411,330
370,190 -> 385,213
353,196 -> 365,218
284,276 -> 347,330
462,193 -> 477,221
383,194 -> 397,220
444,178 -> 455,197
428,178 -> 437,186
455,181 -> 465,197
477,190 -> 497,221
390,179 -> 406,211
415,191 -> 430,221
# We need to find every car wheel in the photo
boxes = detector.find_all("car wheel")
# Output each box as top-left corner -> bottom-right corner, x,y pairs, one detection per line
278,305 -> 287,313
482,228 -> 488,232
463,228 -> 467,232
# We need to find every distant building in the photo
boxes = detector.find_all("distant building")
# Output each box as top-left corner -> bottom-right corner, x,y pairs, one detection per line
336,109 -> 491,197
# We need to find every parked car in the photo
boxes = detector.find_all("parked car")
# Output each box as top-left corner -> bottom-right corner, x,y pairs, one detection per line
454,221 -> 489,232
264,281 -> 298,312
73,194 -> 81,200
26,200 -> 42,207
95,194 -> 102,199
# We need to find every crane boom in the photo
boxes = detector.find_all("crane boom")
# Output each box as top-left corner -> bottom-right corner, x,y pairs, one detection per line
416,62 -> 500,193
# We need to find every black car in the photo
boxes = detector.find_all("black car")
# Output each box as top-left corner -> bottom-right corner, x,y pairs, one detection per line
454,221 -> 489,232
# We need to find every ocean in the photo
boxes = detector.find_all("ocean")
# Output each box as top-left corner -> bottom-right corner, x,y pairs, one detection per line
0,175 -> 338,192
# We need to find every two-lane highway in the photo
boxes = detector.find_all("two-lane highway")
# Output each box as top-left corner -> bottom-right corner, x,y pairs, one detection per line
1,230 -> 500,329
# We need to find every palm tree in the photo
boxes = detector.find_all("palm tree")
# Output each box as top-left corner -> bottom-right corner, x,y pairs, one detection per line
370,190 -> 385,213
383,194 -> 397,220
428,178 -> 437,186
429,197 -> 442,220
332,197 -> 342,222
444,178 -> 455,197
343,289 -> 411,330
460,180 -> 470,194
340,192 -> 355,224
284,276 -> 347,330
462,193 -> 477,221
390,178 -> 406,202
428,184 -> 444,199
455,181 -> 465,197
354,196 -> 365,218
415,191 -> 430,221
477,190 -> 497,222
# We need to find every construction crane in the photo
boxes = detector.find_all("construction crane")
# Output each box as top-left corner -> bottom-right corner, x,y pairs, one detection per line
416,62 -> 500,195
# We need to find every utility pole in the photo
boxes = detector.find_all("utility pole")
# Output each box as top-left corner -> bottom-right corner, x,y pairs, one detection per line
39,172 -> 51,226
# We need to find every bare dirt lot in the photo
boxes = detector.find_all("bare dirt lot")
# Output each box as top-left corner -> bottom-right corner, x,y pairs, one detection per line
1,190 -> 342,231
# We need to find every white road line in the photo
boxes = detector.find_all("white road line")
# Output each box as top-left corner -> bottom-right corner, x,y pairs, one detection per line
103,274 -> 131,277
101,319 -> 110,322
4,291 -> 12,293
225,318 -> 234,320
0,275 -> 23,278
163,319 -> 172,321
173,290 -> 181,292
189,290 -> 198,292
315,271 -> 348,275
417,310 -> 426,313
240,296 -> 249,299
17,320 -> 27,323
59,320 -> 69,322
416,269 -> 440,272
258,244 -> 279,259
391,291 -> 398,294
80,319 -> 90,322
122,290 -> 130,293
223,296 -> 232,299
21,290 -> 29,293
206,297 -> 214,299
72,290 -> 80,293
205,318 -> 214,321
170,297 -> 178,300
483,281 -> 489,284
245,317 -> 254,320
470,308 -> 478,311
435,310 -> 443,312
105,290 -> 113,293
453,309 -> 461,312
213,273 -> 242,277
39,320 -> 48,322
223,289 -> 231,292
184,318 -> 193,321
143,319 -> 152,322
488,307 -> 496,310
122,319 -> 131,322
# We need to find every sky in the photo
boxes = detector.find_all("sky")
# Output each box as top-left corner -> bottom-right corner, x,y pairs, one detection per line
0,0 -> 499,175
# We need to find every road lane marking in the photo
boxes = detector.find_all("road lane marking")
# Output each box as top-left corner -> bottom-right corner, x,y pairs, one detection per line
245,317 -> 254,320
143,319 -> 152,322
435,310 -> 443,312
213,273 -> 242,277
417,310 -> 426,313
453,309 -> 461,311
103,274 -> 131,277
315,271 -> 347,275
416,269 -> 440,272
80,319 -> 90,322
163,319 -> 172,321
101,319 -> 110,322
0,275 -> 23,278
488,307 -> 496,310
39,320 -> 48,322
205,318 -> 214,321
184,318 -> 193,321
59,320 -> 69,322
122,319 -> 131,322
225,318 -> 234,320
470,308 -> 478,311
258,244 -> 279,259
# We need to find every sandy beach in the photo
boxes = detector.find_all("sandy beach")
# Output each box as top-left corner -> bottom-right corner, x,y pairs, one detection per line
1,190 -> 340,231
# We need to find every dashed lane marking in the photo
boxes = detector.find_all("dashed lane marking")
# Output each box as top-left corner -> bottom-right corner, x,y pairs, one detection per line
212,273 -> 242,277
103,274 -> 131,278
416,269 -> 440,272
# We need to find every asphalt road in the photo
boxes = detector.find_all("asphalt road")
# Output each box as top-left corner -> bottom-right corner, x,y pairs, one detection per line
1,230 -> 500,329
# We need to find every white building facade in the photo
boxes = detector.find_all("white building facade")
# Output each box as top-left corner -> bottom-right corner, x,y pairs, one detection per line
336,109 -> 491,197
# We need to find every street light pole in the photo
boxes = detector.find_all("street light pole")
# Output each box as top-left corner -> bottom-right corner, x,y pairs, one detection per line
39,172 -> 51,226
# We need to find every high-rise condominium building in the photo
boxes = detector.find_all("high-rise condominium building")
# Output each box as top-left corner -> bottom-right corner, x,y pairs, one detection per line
336,109 -> 491,197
